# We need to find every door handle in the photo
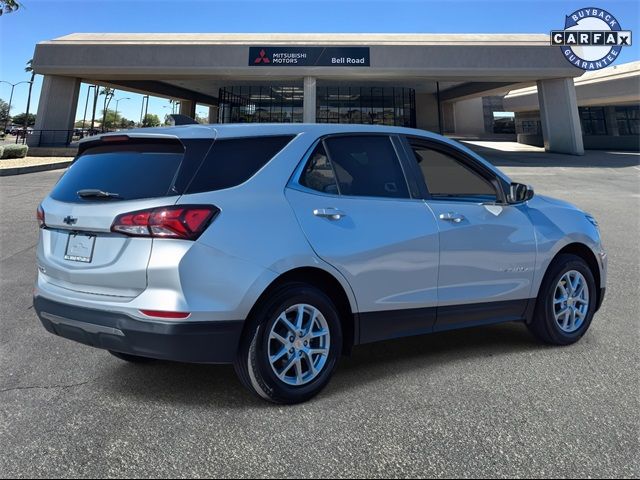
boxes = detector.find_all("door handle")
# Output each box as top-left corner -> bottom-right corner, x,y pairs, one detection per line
439,212 -> 465,223
313,208 -> 346,221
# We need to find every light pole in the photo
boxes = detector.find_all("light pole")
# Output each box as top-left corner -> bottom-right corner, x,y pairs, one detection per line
90,87 -> 99,133
0,80 -> 32,133
113,97 -> 130,130
167,99 -> 180,115
139,95 -> 149,126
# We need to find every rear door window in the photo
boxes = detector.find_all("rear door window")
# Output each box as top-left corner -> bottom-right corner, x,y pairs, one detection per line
323,136 -> 410,199
50,140 -> 185,203
185,135 -> 294,193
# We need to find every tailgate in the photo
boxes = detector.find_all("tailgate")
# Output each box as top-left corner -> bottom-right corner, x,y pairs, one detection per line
36,136 -> 193,298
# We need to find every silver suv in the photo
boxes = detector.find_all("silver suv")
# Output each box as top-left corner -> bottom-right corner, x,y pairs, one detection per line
34,124 -> 607,404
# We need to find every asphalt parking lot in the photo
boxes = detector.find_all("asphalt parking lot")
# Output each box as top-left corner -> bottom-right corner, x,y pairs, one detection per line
1,146 -> 639,478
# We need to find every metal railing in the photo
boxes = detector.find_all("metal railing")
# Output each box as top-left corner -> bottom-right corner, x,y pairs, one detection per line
12,129 -> 113,147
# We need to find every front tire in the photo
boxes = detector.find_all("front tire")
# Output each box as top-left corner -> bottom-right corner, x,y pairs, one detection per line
109,350 -> 153,363
234,282 -> 343,404
528,254 -> 597,345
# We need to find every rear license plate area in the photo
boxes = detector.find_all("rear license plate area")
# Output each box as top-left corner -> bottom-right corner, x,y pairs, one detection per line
64,233 -> 96,263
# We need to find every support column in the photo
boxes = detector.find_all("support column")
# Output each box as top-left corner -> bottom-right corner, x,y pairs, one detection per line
303,77 -> 316,123
414,93 -> 439,132
442,102 -> 456,134
179,100 -> 196,119
604,106 -> 619,136
208,105 -> 218,124
29,75 -> 81,147
452,97 -> 485,135
537,78 -> 584,155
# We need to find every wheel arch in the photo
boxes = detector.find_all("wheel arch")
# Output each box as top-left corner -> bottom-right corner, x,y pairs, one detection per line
546,242 -> 603,310
243,266 -> 358,355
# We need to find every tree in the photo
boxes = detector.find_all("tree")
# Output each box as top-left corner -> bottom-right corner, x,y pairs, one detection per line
95,109 -> 134,130
0,99 -> 9,125
99,87 -> 115,131
0,0 -> 20,15
119,118 -> 135,129
142,113 -> 161,128
100,109 -> 122,130
168,99 -> 180,114
11,112 -> 36,127
195,113 -> 208,124
23,59 -> 36,130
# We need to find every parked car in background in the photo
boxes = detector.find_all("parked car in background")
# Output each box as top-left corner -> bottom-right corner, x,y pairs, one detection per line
15,128 -> 33,138
33,124 -> 607,404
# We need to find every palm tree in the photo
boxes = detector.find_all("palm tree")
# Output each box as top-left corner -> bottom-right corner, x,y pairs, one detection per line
0,0 -> 20,15
23,59 -> 35,132
169,99 -> 180,114
99,87 -> 115,131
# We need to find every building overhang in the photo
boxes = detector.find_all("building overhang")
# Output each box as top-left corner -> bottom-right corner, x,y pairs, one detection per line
32,33 -> 584,102
504,60 -> 640,111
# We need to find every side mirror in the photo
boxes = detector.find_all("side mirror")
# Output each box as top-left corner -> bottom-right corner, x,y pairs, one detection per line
508,182 -> 534,203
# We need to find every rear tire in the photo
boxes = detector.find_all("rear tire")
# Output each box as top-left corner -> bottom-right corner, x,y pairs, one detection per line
528,254 -> 597,345
234,282 -> 343,404
109,350 -> 153,363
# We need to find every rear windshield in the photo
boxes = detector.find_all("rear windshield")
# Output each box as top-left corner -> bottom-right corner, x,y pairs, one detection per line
50,140 -> 185,203
185,135 -> 294,194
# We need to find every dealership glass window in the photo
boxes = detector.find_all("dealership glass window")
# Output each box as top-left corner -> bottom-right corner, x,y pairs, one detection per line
517,120 -> 540,135
579,107 -> 607,135
218,86 -> 303,123
316,87 -> 415,127
615,106 -> 639,136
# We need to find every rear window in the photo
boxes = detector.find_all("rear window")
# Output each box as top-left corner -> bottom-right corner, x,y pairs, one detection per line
185,135 -> 294,194
50,140 -> 185,203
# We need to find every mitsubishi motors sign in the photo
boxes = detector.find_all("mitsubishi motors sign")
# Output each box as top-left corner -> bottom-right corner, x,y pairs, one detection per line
249,46 -> 370,66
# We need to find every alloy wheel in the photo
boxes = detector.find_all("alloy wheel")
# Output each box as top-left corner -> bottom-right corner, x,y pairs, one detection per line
553,270 -> 590,333
267,304 -> 331,386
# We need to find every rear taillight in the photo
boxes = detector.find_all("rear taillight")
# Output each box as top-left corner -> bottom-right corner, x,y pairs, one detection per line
36,205 -> 45,228
111,205 -> 218,240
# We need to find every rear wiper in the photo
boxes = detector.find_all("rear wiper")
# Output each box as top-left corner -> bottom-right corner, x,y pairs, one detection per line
77,189 -> 122,200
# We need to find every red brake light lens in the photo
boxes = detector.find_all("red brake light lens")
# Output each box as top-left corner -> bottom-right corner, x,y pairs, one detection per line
37,205 -> 46,228
101,135 -> 130,143
111,205 -> 218,240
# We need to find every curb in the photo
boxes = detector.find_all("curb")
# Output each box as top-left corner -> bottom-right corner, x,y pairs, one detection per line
0,161 -> 72,177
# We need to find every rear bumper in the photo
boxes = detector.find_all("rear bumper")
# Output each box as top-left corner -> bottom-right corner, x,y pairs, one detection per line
34,296 -> 244,364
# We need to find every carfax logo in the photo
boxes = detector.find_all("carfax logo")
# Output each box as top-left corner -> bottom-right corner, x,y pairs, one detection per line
551,7 -> 632,70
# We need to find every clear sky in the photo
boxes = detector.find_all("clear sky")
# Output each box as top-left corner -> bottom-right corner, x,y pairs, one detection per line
1,0 -> 638,124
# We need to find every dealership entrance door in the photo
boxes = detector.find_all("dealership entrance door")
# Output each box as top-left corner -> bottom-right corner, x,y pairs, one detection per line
217,85 -> 416,127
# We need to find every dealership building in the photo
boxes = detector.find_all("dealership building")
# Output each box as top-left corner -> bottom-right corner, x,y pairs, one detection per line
29,33 -> 639,155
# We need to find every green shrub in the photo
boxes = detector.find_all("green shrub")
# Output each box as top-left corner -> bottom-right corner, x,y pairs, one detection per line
1,144 -> 28,159
0,146 -> 4,158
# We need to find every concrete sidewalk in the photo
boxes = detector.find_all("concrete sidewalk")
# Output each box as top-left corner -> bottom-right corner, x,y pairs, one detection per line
463,140 -> 640,169
0,156 -> 73,176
